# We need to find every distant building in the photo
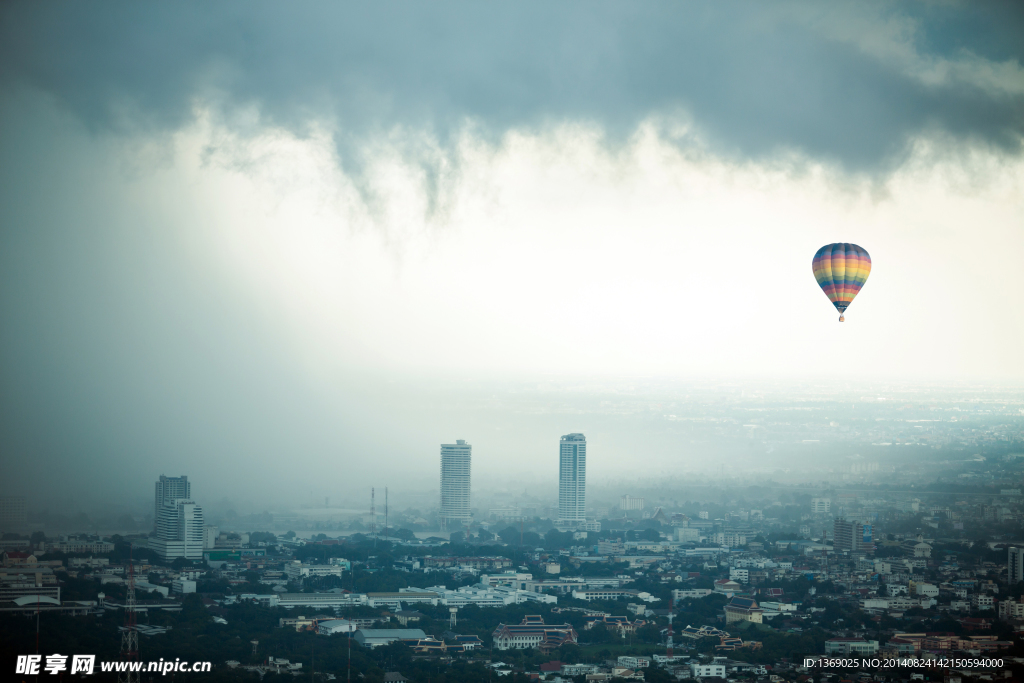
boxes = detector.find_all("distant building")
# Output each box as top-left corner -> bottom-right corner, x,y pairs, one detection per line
811,497 -> 831,514
49,540 -> 114,554
285,561 -> 344,582
489,507 -> 524,522
154,475 -> 190,529
354,629 -> 426,648
724,597 -> 763,624
439,440 -> 472,529
619,495 -> 644,511
317,619 -> 357,635
0,497 -> 27,530
1009,547 -> 1024,583
714,532 -> 747,548
492,615 -> 578,651
558,434 -> 587,524
151,499 -> 204,562
690,662 -> 726,679
833,518 -> 873,554
825,638 -> 879,655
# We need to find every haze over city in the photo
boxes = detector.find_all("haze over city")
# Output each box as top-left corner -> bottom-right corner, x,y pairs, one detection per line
1,4 -> 1023,681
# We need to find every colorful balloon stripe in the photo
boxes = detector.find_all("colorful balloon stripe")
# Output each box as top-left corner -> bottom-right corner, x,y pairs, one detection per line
812,243 -> 871,312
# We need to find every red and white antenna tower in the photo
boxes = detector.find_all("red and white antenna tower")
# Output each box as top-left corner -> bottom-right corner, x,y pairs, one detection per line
118,550 -> 139,683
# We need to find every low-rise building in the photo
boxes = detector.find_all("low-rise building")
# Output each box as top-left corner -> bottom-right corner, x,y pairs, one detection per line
690,662 -> 726,678
570,588 -> 641,602
972,594 -> 994,610
491,616 -> 578,651
317,619 -> 357,635
353,629 -> 426,648
724,597 -> 763,624
617,656 -> 650,669
825,638 -> 879,656
285,561 -> 344,582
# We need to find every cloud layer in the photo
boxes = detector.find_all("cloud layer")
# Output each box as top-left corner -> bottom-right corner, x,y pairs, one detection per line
2,1 -> 1022,174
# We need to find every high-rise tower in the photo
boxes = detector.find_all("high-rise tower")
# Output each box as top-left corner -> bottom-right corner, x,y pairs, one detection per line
558,433 -> 586,524
150,499 -> 204,562
154,475 -> 190,527
439,440 -> 472,530
1010,547 -> 1024,583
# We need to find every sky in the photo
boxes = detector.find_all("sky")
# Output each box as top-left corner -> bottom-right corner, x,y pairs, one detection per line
1,1 -> 1022,512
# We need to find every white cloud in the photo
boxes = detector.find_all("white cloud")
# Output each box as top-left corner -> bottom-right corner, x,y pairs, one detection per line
142,108 -> 1024,382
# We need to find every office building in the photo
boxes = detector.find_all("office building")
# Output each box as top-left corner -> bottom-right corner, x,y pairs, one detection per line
151,499 -> 205,562
834,518 -> 873,554
619,495 -> 644,511
811,497 -> 831,514
440,440 -> 472,529
0,497 -> 27,530
155,475 -> 190,527
558,434 -> 586,524
1010,547 -> 1024,583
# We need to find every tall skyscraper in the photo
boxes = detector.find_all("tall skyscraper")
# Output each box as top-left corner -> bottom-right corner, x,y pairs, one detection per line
1010,547 -> 1024,583
439,440 -> 472,529
155,475 -> 190,526
558,433 -> 587,523
150,499 -> 205,562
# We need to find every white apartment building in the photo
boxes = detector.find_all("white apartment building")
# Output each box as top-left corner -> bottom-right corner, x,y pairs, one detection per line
151,499 -> 204,562
811,497 -> 831,514
155,475 -> 190,527
558,434 -> 587,524
690,663 -> 726,678
617,656 -> 650,669
675,527 -> 700,543
729,568 -> 749,583
999,598 -> 1024,620
714,532 -> 748,548
203,526 -> 219,550
972,594 -> 994,610
440,440 -> 472,528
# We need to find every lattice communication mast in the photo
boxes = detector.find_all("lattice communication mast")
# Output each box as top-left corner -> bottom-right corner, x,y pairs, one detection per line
666,596 -> 674,659
370,487 -> 377,546
118,551 -> 139,683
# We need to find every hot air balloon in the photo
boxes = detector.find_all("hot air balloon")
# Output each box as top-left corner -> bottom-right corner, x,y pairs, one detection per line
812,243 -> 871,322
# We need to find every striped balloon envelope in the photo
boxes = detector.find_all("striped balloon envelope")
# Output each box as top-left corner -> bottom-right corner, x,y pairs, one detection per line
812,243 -> 871,322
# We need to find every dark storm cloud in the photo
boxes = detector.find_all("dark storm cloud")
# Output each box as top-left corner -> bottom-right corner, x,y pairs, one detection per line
1,1 -> 1022,173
